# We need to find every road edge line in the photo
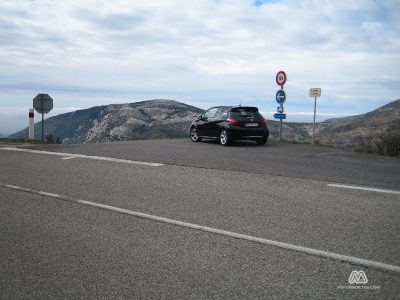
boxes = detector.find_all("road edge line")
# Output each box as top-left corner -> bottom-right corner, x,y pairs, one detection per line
2,182 -> 400,276
328,183 -> 400,195
0,147 -> 163,167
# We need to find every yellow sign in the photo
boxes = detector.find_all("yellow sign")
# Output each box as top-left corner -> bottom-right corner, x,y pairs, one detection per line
309,88 -> 321,97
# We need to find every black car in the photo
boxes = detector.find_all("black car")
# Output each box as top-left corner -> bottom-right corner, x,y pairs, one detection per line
190,106 -> 269,146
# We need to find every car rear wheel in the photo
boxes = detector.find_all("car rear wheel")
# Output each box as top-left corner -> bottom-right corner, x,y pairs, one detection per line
220,129 -> 231,146
190,127 -> 201,142
256,137 -> 268,145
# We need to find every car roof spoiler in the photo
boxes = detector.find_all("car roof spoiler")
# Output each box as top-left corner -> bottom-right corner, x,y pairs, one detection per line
230,106 -> 259,112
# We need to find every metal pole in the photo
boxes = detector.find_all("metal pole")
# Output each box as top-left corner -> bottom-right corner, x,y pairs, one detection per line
312,96 -> 316,145
41,113 -> 44,141
40,97 -> 44,141
280,84 -> 284,141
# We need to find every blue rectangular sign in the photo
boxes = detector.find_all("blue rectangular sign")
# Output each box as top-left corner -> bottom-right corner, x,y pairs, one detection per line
273,113 -> 286,119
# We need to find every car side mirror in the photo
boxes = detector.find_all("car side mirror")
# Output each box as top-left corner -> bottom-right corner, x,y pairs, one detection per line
197,115 -> 203,120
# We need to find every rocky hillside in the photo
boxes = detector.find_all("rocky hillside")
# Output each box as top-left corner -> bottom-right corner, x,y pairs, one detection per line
316,99 -> 400,148
9,98 -> 399,149
9,99 -> 204,144
267,99 -> 400,148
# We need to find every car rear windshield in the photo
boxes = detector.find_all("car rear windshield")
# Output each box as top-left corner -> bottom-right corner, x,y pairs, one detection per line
230,107 -> 259,118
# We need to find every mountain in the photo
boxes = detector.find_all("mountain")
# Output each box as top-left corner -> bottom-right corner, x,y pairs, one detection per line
8,99 -> 400,151
266,99 -> 400,148
315,99 -> 400,148
9,99 -> 204,144
0,132 -> 4,138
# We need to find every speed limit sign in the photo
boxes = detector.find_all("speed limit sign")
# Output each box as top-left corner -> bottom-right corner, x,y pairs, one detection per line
276,71 -> 287,86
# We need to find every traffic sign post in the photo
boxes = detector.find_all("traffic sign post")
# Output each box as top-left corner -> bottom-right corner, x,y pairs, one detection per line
274,71 -> 287,140
276,71 -> 287,87
309,88 -> 321,145
273,113 -> 286,119
275,90 -> 286,105
33,93 -> 53,141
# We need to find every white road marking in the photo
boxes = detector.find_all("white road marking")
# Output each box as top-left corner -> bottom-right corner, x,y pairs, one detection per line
38,191 -> 61,198
1,182 -> 400,275
5,184 -> 33,193
0,147 -> 163,167
61,156 -> 76,160
328,183 -> 400,195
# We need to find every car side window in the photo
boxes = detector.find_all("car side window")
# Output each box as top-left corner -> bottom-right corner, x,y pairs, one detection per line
204,107 -> 218,119
215,107 -> 225,118
214,107 -> 223,119
221,108 -> 229,119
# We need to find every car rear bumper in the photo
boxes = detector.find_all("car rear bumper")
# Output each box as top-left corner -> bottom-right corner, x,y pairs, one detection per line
227,126 -> 269,140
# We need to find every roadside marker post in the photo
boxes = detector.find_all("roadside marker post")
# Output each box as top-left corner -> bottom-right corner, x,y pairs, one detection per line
28,109 -> 34,140
309,88 -> 321,145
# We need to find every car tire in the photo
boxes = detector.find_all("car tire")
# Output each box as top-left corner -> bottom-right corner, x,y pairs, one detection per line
220,129 -> 231,146
256,137 -> 268,145
190,127 -> 201,142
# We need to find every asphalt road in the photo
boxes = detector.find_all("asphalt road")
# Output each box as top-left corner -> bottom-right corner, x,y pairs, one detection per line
1,139 -> 399,299
22,139 -> 400,189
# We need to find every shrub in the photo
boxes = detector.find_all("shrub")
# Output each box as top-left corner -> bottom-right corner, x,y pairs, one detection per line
45,134 -> 55,144
354,132 -> 400,157
378,132 -> 400,157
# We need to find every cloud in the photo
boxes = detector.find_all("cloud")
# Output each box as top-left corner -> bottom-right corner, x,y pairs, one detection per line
194,58 -> 251,75
0,0 -> 399,133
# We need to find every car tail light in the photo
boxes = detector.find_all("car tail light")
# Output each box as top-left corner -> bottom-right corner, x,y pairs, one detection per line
260,118 -> 267,126
226,117 -> 239,125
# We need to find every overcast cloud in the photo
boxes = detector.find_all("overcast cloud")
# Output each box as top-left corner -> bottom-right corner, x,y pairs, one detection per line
0,0 -> 399,135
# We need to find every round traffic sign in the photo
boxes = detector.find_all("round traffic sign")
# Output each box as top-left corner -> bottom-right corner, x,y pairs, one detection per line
276,89 -> 286,104
276,71 -> 287,86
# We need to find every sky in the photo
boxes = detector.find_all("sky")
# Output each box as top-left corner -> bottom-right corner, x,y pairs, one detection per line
0,0 -> 399,135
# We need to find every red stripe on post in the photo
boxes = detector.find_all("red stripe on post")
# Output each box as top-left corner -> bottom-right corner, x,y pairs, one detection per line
29,112 -> 34,118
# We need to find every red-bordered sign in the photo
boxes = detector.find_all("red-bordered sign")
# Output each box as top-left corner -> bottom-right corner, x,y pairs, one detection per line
276,71 -> 287,86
